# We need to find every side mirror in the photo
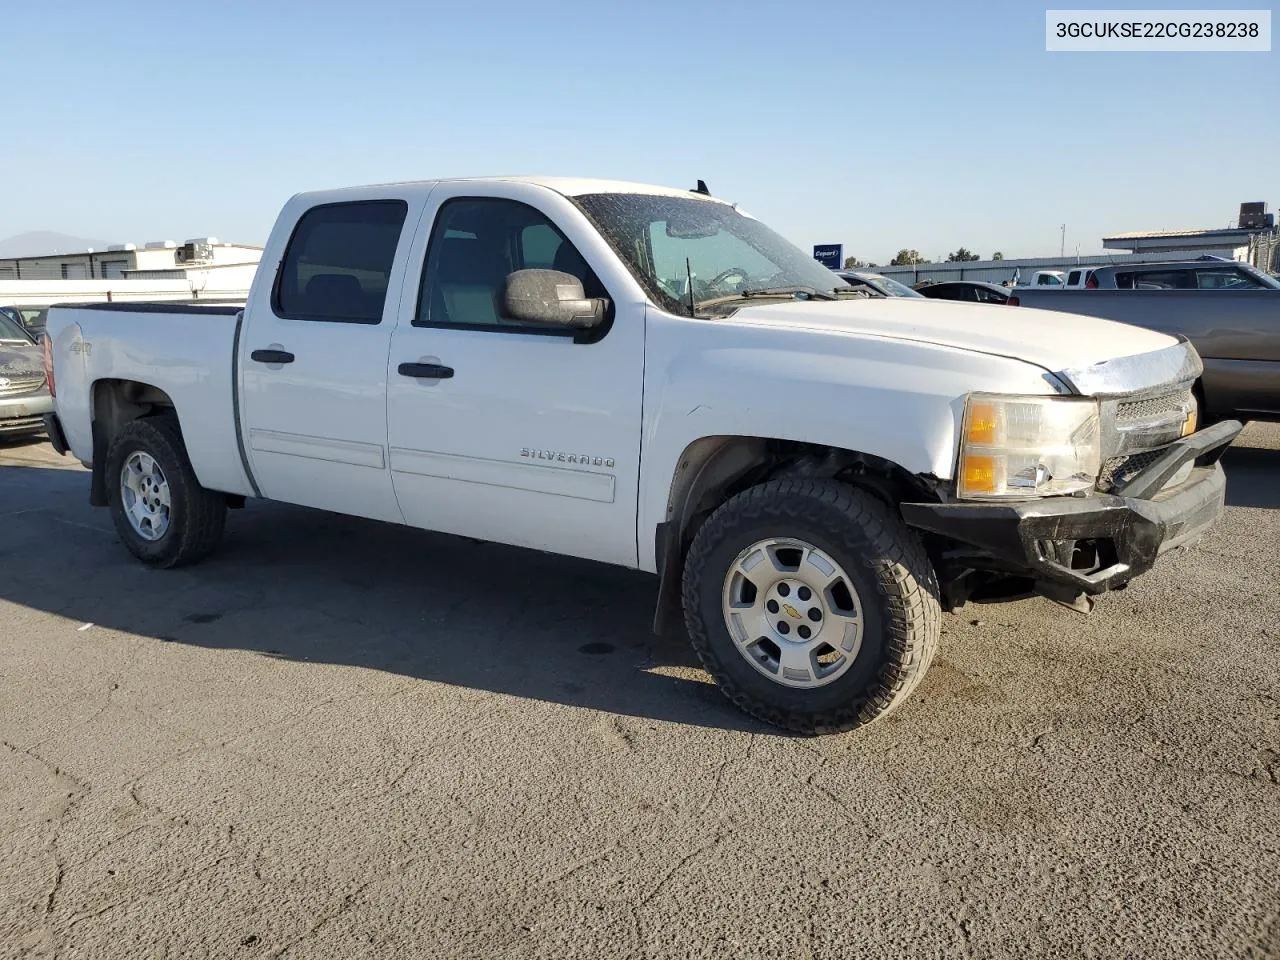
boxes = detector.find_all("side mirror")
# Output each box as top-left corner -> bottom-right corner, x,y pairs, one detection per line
503,269 -> 607,329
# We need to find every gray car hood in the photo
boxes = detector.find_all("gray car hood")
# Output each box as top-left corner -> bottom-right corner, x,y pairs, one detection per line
0,340 -> 42,379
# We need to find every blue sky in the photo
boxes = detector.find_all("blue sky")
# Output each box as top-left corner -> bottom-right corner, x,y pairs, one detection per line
4,0 -> 1275,261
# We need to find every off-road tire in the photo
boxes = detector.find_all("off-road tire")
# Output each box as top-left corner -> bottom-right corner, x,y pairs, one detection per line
682,479 -> 941,734
105,414 -> 226,568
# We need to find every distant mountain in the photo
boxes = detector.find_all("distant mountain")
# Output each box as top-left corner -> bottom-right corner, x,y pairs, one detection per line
0,231 -> 113,258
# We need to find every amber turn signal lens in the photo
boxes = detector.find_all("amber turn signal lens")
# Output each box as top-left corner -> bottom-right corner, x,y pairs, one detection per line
961,454 -> 996,494
966,402 -> 998,445
1181,409 -> 1197,437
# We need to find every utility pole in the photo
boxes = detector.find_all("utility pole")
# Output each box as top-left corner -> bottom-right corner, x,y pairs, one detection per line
1060,224 -> 1066,258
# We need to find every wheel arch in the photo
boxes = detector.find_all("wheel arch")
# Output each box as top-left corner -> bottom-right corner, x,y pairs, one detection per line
651,434 -> 942,635
88,378 -> 180,507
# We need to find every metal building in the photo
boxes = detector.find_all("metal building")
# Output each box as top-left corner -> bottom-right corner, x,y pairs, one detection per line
0,237 -> 262,281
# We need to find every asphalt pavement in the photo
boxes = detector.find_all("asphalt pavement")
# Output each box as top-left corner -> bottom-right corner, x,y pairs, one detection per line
2,425 -> 1278,959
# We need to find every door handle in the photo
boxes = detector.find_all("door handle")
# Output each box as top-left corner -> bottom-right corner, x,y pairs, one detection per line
398,362 -> 454,380
251,349 -> 295,364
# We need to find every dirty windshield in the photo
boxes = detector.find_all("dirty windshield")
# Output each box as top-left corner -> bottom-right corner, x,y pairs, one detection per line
0,312 -> 33,342
572,193 -> 852,316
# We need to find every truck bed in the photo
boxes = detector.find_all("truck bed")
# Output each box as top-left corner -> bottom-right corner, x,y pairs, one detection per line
44,302 -> 256,497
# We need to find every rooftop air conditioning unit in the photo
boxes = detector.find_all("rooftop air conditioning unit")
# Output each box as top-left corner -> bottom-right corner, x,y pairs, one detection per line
175,240 -> 214,265
1238,202 -> 1272,230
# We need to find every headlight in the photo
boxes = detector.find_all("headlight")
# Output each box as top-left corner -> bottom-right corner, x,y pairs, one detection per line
957,393 -> 1101,500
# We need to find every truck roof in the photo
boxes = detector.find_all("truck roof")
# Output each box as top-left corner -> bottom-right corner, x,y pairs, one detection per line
291,176 -> 731,205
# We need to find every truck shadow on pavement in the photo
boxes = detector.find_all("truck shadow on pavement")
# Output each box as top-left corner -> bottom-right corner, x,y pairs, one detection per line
0,458 -> 767,733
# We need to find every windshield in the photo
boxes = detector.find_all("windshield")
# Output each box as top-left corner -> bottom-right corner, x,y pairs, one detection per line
571,193 -> 851,315
1238,264 -> 1280,289
867,275 -> 923,298
0,311 -> 33,342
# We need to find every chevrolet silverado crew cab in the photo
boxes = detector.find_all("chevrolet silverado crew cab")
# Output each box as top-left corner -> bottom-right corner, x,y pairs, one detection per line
42,177 -> 1241,733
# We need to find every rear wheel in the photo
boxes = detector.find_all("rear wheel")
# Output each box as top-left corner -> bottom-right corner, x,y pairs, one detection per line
682,479 -> 941,734
105,415 -> 226,568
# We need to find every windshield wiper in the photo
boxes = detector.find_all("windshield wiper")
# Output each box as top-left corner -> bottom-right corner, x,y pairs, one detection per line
743,285 -> 838,301
696,285 -> 839,310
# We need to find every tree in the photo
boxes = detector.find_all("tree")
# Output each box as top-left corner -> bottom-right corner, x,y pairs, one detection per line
842,256 -> 866,269
946,247 -> 981,262
890,249 -> 928,266
991,251 -> 1004,261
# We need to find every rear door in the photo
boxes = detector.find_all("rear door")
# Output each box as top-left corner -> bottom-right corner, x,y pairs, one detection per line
238,192 -> 425,523
384,182 -> 645,567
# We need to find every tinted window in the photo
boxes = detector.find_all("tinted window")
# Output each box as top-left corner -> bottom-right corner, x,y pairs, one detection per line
925,284 -> 971,302
520,223 -> 565,269
1115,269 -> 1194,290
274,200 -> 408,324
973,286 -> 1007,303
417,198 -> 604,331
1067,271 -> 1081,285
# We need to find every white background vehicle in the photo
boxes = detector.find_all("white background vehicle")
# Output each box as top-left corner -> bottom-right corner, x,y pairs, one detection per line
1064,267 -> 1097,288
1016,269 -> 1066,287
42,177 -> 1241,733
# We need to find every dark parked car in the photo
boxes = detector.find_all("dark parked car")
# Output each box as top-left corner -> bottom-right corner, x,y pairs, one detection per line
833,270 -> 925,298
0,310 -> 52,437
915,280 -> 1012,305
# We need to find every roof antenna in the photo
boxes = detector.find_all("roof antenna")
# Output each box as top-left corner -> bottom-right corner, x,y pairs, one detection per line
692,179 -> 710,196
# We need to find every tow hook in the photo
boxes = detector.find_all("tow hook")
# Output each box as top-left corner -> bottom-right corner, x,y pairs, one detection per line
1035,581 -> 1096,614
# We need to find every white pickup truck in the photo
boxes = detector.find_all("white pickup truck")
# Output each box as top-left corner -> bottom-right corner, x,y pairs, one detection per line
42,177 -> 1241,733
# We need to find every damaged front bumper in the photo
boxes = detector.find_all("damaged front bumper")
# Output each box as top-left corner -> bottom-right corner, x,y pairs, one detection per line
900,419 -> 1242,598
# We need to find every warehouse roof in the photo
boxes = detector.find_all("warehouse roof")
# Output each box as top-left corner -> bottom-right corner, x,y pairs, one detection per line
1102,227 -> 1254,241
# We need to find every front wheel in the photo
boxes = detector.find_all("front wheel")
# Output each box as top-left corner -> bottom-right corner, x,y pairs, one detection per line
105,415 -> 227,568
682,479 -> 941,734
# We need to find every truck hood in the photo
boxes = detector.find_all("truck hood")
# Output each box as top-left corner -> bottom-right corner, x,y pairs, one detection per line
0,340 -> 42,379
724,298 -> 1176,374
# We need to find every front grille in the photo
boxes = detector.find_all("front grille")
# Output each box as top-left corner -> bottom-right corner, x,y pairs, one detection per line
0,375 -> 46,397
1099,448 -> 1166,489
0,415 -> 44,432
1117,389 -> 1193,423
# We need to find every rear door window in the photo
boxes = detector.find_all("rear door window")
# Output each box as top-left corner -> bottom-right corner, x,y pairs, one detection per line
1115,269 -> 1195,290
274,200 -> 409,324
930,284 -> 973,302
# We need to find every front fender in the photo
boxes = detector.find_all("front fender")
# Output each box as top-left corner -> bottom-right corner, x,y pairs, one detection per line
637,319 -> 1059,572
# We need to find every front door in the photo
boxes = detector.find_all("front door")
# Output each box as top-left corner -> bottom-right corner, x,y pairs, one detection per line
239,196 -> 417,523
385,184 -> 644,567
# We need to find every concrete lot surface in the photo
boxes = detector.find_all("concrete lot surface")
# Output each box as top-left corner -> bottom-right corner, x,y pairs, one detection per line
2,426 -> 1278,959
